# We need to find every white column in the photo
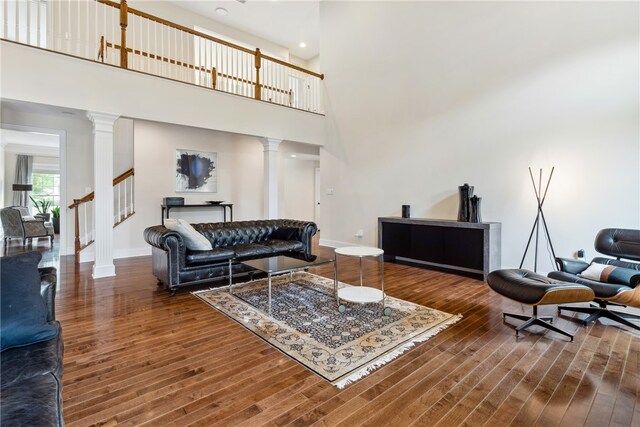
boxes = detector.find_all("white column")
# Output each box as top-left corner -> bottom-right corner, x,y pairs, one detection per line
87,112 -> 119,279
261,137 -> 282,219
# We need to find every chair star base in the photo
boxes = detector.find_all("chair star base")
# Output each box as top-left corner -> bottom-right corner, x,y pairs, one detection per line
504,306 -> 574,341
558,300 -> 640,331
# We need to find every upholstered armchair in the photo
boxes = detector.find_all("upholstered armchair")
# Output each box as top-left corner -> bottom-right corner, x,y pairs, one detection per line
0,206 -> 54,247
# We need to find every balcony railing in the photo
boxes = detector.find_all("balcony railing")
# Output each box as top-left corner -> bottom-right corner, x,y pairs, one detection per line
1,0 -> 324,114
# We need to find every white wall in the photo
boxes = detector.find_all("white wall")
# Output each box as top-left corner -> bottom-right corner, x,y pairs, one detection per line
112,119 -> 265,255
1,106 -> 93,255
129,1 -> 290,61
319,1 -> 640,272
113,118 -> 134,177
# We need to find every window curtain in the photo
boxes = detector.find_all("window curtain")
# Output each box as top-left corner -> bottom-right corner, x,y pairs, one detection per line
13,154 -> 33,207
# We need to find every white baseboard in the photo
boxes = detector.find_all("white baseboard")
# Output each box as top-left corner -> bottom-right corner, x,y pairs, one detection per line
92,264 -> 116,279
319,238 -> 363,249
114,247 -> 152,259
77,246 -> 152,263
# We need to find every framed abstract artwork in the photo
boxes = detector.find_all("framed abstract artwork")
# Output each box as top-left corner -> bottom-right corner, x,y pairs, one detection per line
175,149 -> 217,192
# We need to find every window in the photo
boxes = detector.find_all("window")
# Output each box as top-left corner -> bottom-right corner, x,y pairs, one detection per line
31,173 -> 60,213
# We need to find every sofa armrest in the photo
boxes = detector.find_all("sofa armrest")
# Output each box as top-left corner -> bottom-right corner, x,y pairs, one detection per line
143,225 -> 186,269
39,267 -> 57,322
555,257 -> 589,275
285,220 -> 318,256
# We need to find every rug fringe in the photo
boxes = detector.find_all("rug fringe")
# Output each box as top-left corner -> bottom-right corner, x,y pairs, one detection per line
332,313 -> 463,389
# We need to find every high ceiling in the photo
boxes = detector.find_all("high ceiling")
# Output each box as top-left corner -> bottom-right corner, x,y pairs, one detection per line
168,0 -> 319,60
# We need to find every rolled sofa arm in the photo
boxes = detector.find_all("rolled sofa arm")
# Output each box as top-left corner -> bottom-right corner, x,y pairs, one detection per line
277,220 -> 318,256
39,267 -> 57,323
144,225 -> 186,283
555,257 -> 589,275
144,225 -> 182,249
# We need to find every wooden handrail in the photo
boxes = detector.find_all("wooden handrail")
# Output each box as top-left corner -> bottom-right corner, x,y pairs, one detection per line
104,39 -> 294,95
68,168 -> 134,209
94,0 -> 321,78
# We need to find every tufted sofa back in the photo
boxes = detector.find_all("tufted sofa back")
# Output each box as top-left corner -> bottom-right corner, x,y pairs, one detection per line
191,219 -> 314,248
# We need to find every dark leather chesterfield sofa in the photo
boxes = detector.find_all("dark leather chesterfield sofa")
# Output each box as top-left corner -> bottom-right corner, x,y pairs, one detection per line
1,264 -> 64,426
144,219 -> 318,294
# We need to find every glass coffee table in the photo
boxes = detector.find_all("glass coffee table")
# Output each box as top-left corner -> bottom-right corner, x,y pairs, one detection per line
229,255 -> 335,314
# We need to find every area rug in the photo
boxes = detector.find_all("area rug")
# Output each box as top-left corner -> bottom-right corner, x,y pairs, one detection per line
194,272 -> 461,388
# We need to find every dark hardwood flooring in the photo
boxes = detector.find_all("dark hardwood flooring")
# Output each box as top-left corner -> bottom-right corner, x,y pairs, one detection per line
10,240 -> 640,426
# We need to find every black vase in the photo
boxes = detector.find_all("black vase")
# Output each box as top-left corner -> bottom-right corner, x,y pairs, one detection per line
402,205 -> 410,218
469,196 -> 482,223
457,183 -> 474,222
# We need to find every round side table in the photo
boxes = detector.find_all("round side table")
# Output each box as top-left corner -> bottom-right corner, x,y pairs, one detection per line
334,246 -> 390,316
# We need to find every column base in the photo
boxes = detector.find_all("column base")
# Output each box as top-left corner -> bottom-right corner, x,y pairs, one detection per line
92,264 -> 116,279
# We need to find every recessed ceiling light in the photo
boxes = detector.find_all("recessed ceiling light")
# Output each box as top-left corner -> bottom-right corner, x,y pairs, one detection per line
291,154 -> 297,158
215,7 -> 228,16
299,42 -> 306,48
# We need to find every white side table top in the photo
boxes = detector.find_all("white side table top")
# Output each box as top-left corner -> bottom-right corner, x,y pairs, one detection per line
337,286 -> 384,303
335,246 -> 384,257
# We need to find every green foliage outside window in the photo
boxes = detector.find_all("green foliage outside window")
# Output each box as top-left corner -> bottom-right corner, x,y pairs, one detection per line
30,173 -> 60,214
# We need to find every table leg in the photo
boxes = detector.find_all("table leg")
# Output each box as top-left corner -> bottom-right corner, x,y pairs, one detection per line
223,206 -> 227,223
230,206 -> 233,222
228,259 -> 233,294
268,273 -> 272,315
359,257 -> 363,287
334,256 -> 338,298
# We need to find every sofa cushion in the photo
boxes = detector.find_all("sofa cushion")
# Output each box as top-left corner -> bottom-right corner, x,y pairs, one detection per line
579,262 -> 640,286
0,328 -> 62,388
270,227 -> 298,241
1,252 -> 59,351
233,243 -> 274,259
261,239 -> 305,252
164,219 -> 212,251
0,373 -> 63,427
185,248 -> 236,266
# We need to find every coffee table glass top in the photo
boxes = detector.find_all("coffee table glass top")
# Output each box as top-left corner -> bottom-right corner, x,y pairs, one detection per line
241,255 -> 334,274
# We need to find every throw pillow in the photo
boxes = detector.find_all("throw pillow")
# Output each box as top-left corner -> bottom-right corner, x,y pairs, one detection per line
1,252 -> 59,351
271,227 -> 298,241
164,218 -> 212,250
21,215 -> 36,221
579,262 -> 640,286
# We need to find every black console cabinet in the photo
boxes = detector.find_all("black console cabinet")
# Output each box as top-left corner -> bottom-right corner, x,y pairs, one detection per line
378,217 -> 501,280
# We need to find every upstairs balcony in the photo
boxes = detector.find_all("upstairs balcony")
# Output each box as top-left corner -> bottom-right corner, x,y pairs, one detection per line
1,0 -> 325,145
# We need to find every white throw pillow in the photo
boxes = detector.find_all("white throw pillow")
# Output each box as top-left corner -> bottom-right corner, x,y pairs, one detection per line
164,218 -> 212,251
579,262 -> 612,281
21,215 -> 37,221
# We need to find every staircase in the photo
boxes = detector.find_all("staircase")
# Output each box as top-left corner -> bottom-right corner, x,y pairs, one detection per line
68,168 -> 135,257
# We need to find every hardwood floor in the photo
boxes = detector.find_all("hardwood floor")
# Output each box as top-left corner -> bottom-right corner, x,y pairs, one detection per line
41,244 -> 640,426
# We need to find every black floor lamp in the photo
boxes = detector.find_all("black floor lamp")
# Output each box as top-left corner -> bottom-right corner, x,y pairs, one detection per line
519,167 -> 557,272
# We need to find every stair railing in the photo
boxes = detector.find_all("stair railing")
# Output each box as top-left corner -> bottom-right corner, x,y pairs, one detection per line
0,0 -> 324,113
68,168 -> 134,257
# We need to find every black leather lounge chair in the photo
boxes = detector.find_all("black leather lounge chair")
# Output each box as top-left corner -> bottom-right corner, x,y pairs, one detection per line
548,228 -> 640,330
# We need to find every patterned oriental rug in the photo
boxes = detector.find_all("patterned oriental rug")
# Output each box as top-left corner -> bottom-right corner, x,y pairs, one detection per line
194,272 -> 462,388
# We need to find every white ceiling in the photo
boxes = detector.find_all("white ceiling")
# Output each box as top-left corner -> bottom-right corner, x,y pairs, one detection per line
168,0 -> 320,60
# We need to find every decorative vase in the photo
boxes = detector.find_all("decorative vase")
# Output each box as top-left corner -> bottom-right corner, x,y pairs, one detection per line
52,217 -> 60,234
457,183 -> 474,222
469,196 -> 482,223
402,205 -> 411,218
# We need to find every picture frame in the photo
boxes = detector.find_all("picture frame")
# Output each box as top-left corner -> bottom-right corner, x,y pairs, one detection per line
175,149 -> 217,193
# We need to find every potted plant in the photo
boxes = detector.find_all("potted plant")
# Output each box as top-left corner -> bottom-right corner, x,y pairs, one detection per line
51,206 -> 61,234
29,196 -> 52,222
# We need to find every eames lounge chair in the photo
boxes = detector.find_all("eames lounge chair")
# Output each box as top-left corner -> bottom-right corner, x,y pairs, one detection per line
548,228 -> 640,330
